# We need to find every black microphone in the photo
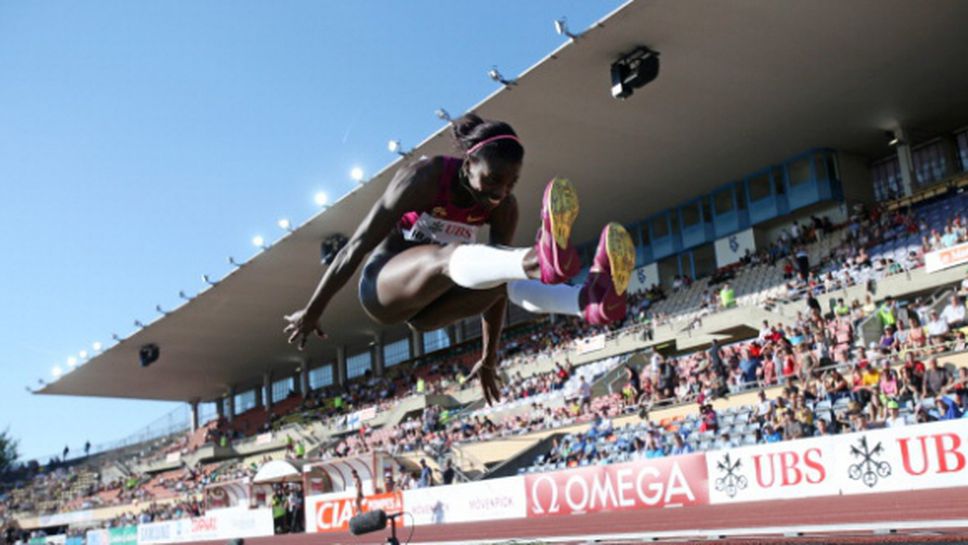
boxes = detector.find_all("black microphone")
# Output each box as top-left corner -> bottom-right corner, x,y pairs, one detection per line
348,510 -> 387,536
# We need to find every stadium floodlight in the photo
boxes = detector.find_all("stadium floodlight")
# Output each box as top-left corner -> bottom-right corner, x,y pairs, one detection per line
488,66 -> 516,87
178,290 -> 192,301
111,333 -> 123,342
350,167 -> 365,184
155,304 -> 169,315
228,256 -> 242,267
78,350 -> 88,359
52,366 -> 62,378
554,17 -> 579,40
314,192 -> 329,207
388,139 -> 411,158
67,356 -> 78,368
278,218 -> 293,232
435,108 -> 451,122
134,319 -> 145,329
92,341 -> 102,352
202,274 -> 217,286
252,235 -> 267,249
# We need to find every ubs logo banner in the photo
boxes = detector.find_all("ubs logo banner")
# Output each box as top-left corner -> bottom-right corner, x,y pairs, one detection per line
706,419 -> 968,505
835,420 -> 966,497
705,435 -> 836,504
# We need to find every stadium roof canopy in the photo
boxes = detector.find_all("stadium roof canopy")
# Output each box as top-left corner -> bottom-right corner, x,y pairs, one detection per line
41,0 -> 968,402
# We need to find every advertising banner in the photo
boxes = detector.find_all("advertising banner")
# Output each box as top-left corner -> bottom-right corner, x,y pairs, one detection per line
85,530 -> 109,545
925,241 -> 968,273
37,510 -> 94,528
136,508 -> 273,544
109,525 -> 137,545
629,263 -> 660,294
704,435 -> 836,504
306,491 -> 403,534
403,476 -> 527,526
705,419 -> 968,504
715,228 -> 757,268
833,419 -> 968,496
524,454 -> 708,517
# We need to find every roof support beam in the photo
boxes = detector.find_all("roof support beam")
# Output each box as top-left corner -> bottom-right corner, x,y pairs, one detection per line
336,346 -> 347,387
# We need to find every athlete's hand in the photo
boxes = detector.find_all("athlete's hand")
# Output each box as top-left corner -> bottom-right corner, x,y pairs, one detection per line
283,309 -> 326,350
469,354 -> 502,406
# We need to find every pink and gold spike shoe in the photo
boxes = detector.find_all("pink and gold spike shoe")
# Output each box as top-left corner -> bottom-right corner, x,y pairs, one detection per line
582,222 -> 636,325
535,178 -> 580,284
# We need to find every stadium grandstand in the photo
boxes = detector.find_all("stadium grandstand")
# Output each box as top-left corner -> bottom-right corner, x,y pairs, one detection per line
7,1 -> 968,544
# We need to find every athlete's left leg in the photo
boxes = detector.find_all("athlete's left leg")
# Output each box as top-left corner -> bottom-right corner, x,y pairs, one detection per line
406,285 -> 507,331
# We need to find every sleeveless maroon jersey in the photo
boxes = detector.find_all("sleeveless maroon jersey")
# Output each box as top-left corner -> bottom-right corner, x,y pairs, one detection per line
398,157 -> 493,245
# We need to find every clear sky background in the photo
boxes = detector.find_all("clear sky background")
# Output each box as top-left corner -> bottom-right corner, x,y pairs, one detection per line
0,1 -> 624,462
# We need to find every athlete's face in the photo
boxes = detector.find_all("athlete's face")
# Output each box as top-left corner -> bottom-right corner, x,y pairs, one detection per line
465,156 -> 521,209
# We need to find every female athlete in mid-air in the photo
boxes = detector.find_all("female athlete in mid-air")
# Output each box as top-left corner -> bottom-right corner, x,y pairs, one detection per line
284,114 -> 635,404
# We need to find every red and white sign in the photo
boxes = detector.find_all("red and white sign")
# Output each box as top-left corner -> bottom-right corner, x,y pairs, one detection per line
705,436 -> 836,504
306,491 -> 403,534
525,454 -> 708,517
925,241 -> 968,273
403,476 -> 527,525
706,419 -> 968,504
834,419 -> 968,496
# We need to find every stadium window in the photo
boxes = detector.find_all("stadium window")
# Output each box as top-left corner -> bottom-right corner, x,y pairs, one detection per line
383,338 -> 410,367
347,351 -> 372,379
272,378 -> 293,401
735,183 -> 747,210
692,244 -> 717,278
669,210 -> 680,235
702,198 -> 713,223
423,328 -> 451,352
772,167 -> 786,194
651,215 -> 669,238
747,173 -> 771,201
309,365 -> 333,389
198,402 -> 218,425
714,189 -> 734,214
957,131 -> 968,171
236,390 -> 256,413
639,223 -> 650,246
788,157 -> 811,187
680,203 -> 700,227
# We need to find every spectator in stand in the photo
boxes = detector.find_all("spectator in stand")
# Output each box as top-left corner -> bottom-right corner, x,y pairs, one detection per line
720,283 -> 736,309
441,460 -> 455,485
934,396 -> 963,421
669,433 -> 692,456
417,459 -> 433,488
942,367 -> 968,408
926,311 -> 950,349
739,348 -> 760,387
578,376 -> 592,413
922,358 -> 951,398
884,400 -> 906,428
942,295 -> 967,329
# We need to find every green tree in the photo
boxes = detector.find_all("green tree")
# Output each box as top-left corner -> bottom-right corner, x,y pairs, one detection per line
0,428 -> 19,475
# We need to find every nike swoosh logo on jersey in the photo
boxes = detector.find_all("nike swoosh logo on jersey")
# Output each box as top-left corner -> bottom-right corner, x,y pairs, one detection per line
467,214 -> 486,223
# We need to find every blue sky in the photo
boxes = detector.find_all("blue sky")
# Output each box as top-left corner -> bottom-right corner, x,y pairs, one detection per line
0,1 -> 624,462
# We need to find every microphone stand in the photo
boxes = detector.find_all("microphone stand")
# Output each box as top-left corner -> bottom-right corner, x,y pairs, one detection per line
386,513 -> 400,545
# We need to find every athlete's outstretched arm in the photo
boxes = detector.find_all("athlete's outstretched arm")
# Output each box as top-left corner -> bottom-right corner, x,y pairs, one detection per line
285,158 -> 439,349
469,194 -> 519,405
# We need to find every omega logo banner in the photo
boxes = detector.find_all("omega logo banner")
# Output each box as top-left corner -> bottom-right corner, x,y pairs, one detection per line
524,454 -> 709,517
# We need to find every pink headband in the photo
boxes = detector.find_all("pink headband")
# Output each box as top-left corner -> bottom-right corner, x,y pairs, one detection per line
465,134 -> 523,156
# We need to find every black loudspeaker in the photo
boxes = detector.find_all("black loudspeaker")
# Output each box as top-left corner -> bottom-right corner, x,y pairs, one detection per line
226,540 -> 244,545
139,343 -> 160,367
611,46 -> 660,99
